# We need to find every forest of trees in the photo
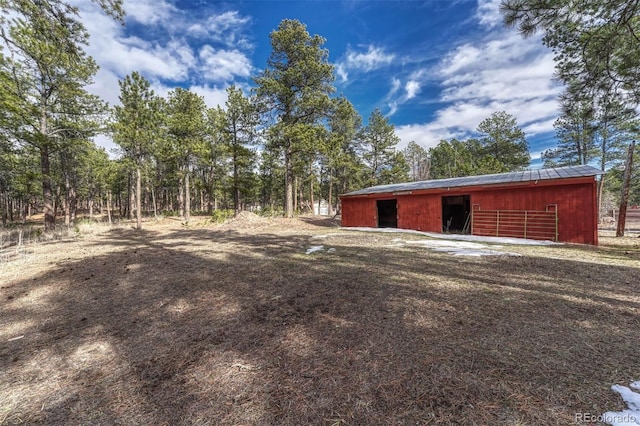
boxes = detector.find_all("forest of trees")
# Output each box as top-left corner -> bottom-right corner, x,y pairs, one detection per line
0,10 -> 413,228
0,3 -> 531,230
2,1 -> 638,231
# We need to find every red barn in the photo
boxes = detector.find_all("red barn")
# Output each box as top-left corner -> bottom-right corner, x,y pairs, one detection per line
340,165 -> 602,245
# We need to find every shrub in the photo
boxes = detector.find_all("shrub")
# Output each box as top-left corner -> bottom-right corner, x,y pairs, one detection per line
210,209 -> 234,223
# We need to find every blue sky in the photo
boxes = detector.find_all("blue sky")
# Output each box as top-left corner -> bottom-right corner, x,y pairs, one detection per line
77,0 -> 563,167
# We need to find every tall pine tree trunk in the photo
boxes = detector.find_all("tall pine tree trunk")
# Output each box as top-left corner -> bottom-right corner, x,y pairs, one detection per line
310,171 -> 315,216
64,173 -> 71,227
1,192 -> 6,225
284,141 -> 294,218
151,185 -> 158,219
136,166 -> 142,229
616,140 -> 635,237
107,190 -> 112,225
328,170 -> 334,216
64,170 -> 77,227
127,174 -> 134,220
233,144 -> 240,216
71,187 -> 77,224
178,175 -> 185,218
40,144 -> 55,231
39,103 -> 56,230
184,171 -> 191,224
293,175 -> 298,214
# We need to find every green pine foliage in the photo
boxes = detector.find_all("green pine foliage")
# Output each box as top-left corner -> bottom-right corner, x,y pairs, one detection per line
3,15 -> 547,225
428,112 -> 529,179
360,109 -> 409,186
254,19 -> 335,217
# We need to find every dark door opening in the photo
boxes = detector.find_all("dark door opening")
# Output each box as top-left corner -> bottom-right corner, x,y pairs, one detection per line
377,199 -> 397,228
442,195 -> 471,233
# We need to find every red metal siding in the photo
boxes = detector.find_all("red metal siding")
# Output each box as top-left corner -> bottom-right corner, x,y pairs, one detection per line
469,179 -> 597,244
340,176 -> 599,245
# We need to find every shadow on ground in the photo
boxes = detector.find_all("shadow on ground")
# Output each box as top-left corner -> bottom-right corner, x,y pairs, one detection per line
1,225 -> 639,425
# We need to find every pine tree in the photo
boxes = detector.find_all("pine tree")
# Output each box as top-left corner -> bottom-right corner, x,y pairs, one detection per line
112,72 -> 162,230
165,88 -> 207,224
214,86 -> 259,216
476,111 -> 530,171
324,96 -> 364,213
0,14 -> 106,229
360,109 -> 407,185
403,141 -> 430,181
254,19 -> 335,217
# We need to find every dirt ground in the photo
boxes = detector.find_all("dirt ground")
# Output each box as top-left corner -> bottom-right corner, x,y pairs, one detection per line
1,215 -> 639,425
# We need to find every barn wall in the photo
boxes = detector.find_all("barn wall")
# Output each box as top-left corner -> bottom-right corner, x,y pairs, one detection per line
341,176 -> 598,244
470,178 -> 597,244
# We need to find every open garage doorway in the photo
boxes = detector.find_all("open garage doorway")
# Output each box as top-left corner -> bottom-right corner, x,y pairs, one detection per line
442,195 -> 470,233
377,199 -> 397,228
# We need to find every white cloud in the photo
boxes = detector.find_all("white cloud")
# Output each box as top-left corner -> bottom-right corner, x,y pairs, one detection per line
390,78 -> 401,95
337,45 -> 395,82
388,101 -> 398,117
476,0 -> 504,28
88,68 -> 122,107
190,84 -> 229,109
440,45 -> 482,75
405,80 -> 421,100
383,70 -> 425,116
123,0 -> 178,25
522,117 -> 558,135
396,95 -> 560,151
103,36 -> 192,81
77,3 -> 192,82
347,45 -> 394,70
395,122 -> 463,151
336,64 -> 349,82
188,11 -> 252,49
77,2 -> 252,88
199,46 -> 252,82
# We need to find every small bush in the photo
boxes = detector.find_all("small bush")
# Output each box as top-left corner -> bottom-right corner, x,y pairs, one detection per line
210,209 -> 234,223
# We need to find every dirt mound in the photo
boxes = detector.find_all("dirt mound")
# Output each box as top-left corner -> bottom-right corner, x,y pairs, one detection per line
221,211 -> 272,229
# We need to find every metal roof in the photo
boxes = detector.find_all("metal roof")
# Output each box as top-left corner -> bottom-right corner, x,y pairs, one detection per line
342,165 -> 603,197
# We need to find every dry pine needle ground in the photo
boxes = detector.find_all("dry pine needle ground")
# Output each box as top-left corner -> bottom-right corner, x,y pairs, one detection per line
1,216 -> 639,425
